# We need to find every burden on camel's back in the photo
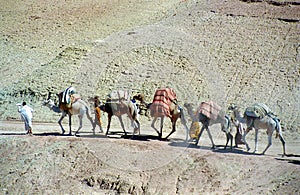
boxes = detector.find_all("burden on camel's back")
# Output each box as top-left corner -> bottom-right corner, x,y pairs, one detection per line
150,87 -> 177,117
107,89 -> 131,102
106,89 -> 133,115
57,86 -> 80,110
198,101 -> 222,121
149,87 -> 189,140
244,103 -> 272,119
189,101 -> 222,140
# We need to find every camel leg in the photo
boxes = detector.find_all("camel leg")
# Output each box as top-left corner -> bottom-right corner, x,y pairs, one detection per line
118,116 -> 127,136
58,112 -> 66,134
261,132 -> 272,155
165,118 -> 177,140
224,132 -> 233,150
151,117 -> 161,138
75,115 -> 83,136
106,114 -> 112,135
87,112 -> 96,135
279,134 -> 286,156
242,128 -> 251,152
253,129 -> 259,153
68,113 -> 72,135
275,121 -> 286,156
159,116 -> 164,139
206,127 -> 216,149
195,126 -> 205,146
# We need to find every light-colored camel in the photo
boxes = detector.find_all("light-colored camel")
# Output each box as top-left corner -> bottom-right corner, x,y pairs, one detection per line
99,99 -> 140,136
184,102 -> 233,149
228,104 -> 286,156
43,99 -> 95,136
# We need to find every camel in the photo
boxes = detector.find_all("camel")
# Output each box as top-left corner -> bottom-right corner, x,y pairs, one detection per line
150,102 -> 189,141
43,98 -> 95,136
141,88 -> 189,141
99,99 -> 140,136
184,102 -> 233,149
228,103 -> 286,156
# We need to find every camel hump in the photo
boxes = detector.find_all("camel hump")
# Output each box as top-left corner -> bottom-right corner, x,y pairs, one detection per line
108,89 -> 131,102
244,103 -> 271,118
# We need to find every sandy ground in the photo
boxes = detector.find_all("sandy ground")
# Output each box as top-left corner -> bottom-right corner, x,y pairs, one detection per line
0,0 -> 299,194
0,119 -> 300,194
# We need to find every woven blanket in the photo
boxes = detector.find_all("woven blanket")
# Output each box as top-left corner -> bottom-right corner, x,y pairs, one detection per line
150,88 -> 177,117
108,90 -> 131,102
198,101 -> 221,120
244,103 -> 271,118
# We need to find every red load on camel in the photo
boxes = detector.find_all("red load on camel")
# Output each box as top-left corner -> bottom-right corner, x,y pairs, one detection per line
150,88 -> 177,117
198,101 -> 221,120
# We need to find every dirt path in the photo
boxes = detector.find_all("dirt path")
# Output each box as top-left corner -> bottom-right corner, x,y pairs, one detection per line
0,120 -> 299,194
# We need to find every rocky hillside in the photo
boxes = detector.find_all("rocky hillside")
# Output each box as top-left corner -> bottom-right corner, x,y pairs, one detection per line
0,0 -> 299,132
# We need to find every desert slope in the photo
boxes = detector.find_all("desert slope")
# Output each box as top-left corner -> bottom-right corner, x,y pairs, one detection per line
0,0 -> 299,194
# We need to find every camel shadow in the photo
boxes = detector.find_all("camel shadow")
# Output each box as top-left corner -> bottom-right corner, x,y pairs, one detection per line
34,131 -> 105,138
168,140 -> 264,156
75,134 -> 108,139
0,132 -> 27,136
212,146 -> 258,155
34,132 -> 64,136
168,140 -> 213,150
106,132 -> 185,142
121,133 -> 170,142
275,154 -> 300,165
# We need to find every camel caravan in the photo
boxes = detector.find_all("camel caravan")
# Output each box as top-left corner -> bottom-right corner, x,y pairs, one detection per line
42,86 -> 286,156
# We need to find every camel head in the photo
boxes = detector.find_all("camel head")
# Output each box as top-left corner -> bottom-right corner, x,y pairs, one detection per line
42,99 -> 55,108
132,94 -> 145,103
228,103 -> 239,111
183,103 -> 195,111
183,103 -> 197,117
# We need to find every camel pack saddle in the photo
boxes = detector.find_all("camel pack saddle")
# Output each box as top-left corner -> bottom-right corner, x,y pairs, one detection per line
150,88 -> 177,117
244,103 -> 272,119
197,101 -> 221,120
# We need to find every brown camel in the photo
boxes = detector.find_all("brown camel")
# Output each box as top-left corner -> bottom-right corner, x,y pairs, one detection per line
145,88 -> 189,140
228,103 -> 286,156
184,102 -> 233,149
99,99 -> 140,136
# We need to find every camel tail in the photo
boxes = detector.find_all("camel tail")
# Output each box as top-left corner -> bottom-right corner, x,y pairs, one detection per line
80,100 -> 93,121
86,105 -> 93,120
